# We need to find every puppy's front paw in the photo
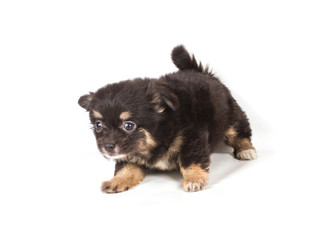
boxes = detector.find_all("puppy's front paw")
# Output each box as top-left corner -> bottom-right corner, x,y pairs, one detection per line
180,164 -> 209,192
101,164 -> 145,194
236,149 -> 257,160
182,179 -> 206,192
101,178 -> 131,194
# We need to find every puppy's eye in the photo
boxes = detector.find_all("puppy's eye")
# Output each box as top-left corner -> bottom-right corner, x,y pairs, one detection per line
95,120 -> 103,131
123,121 -> 136,132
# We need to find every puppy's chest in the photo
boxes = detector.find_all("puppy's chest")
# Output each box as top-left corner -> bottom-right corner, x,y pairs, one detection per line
151,148 -> 180,170
151,134 -> 183,170
128,134 -> 183,171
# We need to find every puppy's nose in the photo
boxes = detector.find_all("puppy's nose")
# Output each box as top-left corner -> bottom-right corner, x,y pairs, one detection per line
104,143 -> 115,152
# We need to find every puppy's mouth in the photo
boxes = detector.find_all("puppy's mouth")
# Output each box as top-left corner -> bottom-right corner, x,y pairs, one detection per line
100,145 -> 127,160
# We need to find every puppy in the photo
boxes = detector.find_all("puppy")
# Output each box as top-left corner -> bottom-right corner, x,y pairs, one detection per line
78,45 -> 256,193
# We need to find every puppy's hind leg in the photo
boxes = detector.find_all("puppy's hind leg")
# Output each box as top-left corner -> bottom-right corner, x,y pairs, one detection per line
225,126 -> 257,160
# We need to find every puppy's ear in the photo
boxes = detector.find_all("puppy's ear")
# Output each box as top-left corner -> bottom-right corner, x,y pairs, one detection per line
78,92 -> 94,111
147,82 -> 179,113
159,91 -> 179,112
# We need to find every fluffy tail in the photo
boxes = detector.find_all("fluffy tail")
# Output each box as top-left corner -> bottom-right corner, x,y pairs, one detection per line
171,45 -> 210,73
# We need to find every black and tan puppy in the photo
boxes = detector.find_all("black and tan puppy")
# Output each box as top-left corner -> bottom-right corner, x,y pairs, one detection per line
78,45 -> 256,193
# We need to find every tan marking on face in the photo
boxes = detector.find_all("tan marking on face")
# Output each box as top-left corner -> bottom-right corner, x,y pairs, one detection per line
101,164 -> 145,193
138,128 -> 157,149
153,133 -> 183,170
119,111 -> 131,121
92,110 -> 103,119
131,129 -> 157,160
180,164 -> 209,192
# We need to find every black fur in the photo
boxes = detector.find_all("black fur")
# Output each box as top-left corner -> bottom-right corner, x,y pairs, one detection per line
79,45 -> 255,192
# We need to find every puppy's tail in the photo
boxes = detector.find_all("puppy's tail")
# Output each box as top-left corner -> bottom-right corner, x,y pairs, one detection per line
171,45 -> 211,74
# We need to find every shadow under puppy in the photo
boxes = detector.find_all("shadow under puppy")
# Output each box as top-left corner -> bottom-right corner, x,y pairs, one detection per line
78,45 -> 256,193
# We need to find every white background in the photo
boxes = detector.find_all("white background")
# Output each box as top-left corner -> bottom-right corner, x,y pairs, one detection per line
1,0 -> 318,239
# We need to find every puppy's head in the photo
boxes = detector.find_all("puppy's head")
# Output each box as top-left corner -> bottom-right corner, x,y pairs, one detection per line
78,80 -> 178,160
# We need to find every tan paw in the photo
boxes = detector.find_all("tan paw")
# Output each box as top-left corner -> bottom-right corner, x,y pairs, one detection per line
101,177 -> 132,193
236,149 -> 257,160
182,178 -> 207,192
180,164 -> 209,192
101,164 -> 145,194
